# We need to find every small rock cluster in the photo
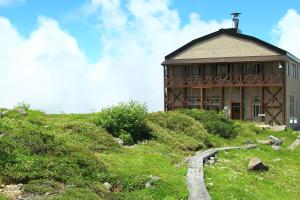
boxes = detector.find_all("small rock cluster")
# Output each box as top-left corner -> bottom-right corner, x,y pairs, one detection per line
204,155 -> 217,165
257,135 -> 282,151
0,184 -> 24,200
144,175 -> 161,189
102,175 -> 161,193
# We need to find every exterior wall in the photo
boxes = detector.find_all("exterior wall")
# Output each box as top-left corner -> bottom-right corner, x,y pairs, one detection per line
173,34 -> 280,59
285,59 -> 300,128
165,62 -> 286,125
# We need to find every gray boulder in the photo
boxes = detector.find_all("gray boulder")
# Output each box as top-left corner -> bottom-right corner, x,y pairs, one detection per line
17,108 -> 27,115
145,182 -> 151,189
287,138 -> 300,150
103,182 -> 112,191
248,157 -> 269,171
269,135 -> 282,146
113,138 -> 124,146
271,145 -> 281,151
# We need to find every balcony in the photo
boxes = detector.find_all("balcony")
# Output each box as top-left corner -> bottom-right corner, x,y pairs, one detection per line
165,73 -> 284,88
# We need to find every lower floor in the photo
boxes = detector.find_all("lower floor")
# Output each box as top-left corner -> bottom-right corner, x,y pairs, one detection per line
165,86 -> 290,125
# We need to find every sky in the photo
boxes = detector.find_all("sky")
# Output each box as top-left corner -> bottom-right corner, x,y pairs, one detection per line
1,0 -> 300,113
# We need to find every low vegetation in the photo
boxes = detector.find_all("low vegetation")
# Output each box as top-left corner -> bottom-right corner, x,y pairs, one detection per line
0,102 -> 299,200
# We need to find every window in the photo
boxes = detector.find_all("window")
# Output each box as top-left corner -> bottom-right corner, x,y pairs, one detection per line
253,96 -> 260,118
290,96 -> 295,117
292,64 -> 297,78
217,64 -> 228,74
296,65 -> 299,80
255,64 -> 261,75
286,62 -> 290,76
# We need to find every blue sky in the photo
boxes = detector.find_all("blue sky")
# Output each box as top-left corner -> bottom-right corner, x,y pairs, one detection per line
1,0 -> 300,112
1,0 -> 300,62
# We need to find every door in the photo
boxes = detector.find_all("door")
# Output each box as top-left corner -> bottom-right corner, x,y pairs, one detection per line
231,103 -> 240,120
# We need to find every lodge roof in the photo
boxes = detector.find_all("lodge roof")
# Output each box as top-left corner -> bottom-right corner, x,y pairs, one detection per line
163,28 -> 300,64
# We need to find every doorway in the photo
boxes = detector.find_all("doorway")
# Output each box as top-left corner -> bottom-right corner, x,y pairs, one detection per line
231,103 -> 240,120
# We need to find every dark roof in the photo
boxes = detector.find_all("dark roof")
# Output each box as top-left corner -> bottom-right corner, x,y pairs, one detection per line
164,28 -> 288,60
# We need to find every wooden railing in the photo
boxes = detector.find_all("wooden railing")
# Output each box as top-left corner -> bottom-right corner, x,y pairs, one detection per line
165,73 -> 284,88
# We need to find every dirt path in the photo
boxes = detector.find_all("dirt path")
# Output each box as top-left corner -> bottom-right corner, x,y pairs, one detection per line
186,144 -> 257,200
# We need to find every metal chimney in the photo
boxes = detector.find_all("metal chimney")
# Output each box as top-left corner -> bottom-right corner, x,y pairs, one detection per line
231,12 -> 241,31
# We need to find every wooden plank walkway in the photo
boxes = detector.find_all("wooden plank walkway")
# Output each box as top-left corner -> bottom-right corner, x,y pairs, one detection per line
186,144 -> 257,200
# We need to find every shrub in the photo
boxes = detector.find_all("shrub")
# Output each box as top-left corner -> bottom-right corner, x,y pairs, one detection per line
179,109 -> 238,139
119,130 -> 134,145
148,111 -> 210,150
94,101 -> 151,142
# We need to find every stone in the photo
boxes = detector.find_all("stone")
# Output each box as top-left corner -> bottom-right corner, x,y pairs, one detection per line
207,182 -> 213,187
268,135 -> 282,146
112,181 -> 121,193
145,182 -> 151,189
243,140 -> 255,145
248,157 -> 269,171
256,139 -> 272,145
270,125 -> 287,132
287,138 -> 300,150
103,182 -> 112,191
17,108 -> 27,115
271,145 -> 281,151
2,184 -> 23,200
208,159 -> 215,165
149,175 -> 160,182
113,138 -> 124,145
273,158 -> 281,162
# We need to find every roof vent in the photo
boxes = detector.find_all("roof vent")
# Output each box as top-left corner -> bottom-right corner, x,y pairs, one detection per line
231,12 -> 242,32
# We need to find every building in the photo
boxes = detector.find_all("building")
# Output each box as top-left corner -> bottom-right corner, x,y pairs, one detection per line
162,14 -> 300,127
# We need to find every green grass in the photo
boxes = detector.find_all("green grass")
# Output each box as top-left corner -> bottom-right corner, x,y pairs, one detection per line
1,107 -> 300,200
205,130 -> 300,200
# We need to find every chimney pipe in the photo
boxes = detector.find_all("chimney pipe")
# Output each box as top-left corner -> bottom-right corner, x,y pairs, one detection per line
231,12 -> 241,31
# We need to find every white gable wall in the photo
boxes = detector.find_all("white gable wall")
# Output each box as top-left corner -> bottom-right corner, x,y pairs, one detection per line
173,34 -> 280,59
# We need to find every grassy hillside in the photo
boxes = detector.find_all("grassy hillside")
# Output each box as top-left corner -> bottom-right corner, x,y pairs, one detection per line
0,104 -> 299,200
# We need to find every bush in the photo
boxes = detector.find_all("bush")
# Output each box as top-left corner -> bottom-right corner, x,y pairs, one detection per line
119,130 -> 134,145
94,101 -> 151,142
148,111 -> 210,151
179,109 -> 238,139
0,118 -> 108,185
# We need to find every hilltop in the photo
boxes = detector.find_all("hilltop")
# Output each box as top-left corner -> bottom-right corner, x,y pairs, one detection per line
0,102 -> 299,200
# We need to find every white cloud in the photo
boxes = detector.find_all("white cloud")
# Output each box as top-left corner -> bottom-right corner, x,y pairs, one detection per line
0,0 -> 231,113
273,9 -> 300,58
0,0 -> 25,7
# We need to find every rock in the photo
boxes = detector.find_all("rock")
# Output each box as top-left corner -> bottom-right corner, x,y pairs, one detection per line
112,181 -> 121,193
208,159 -> 215,165
269,135 -> 282,146
287,138 -> 300,150
273,158 -> 281,162
0,184 -> 5,189
17,108 -> 27,115
149,175 -> 160,182
103,182 -> 112,191
207,182 -> 213,187
65,185 -> 75,189
257,139 -> 272,145
243,140 -> 255,145
113,138 -> 124,145
145,182 -> 151,189
2,184 -> 23,200
270,125 -> 286,132
248,157 -> 269,171
271,145 -> 281,151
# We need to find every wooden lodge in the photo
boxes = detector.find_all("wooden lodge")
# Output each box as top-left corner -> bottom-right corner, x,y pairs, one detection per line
162,16 -> 300,127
